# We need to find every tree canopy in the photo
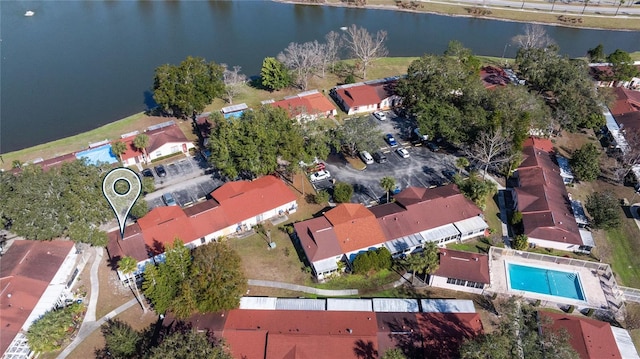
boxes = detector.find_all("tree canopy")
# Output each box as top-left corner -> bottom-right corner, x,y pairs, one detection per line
153,56 -> 225,118
570,143 -> 601,182
607,49 -> 640,81
330,116 -> 383,157
148,330 -> 232,359
260,57 -> 292,91
585,191 -> 622,230
143,239 -> 192,314
0,160 -> 112,246
333,182 -> 354,203
207,106 -> 328,180
26,303 -> 85,353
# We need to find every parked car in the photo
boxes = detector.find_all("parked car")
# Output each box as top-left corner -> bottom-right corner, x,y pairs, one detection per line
310,169 -> 331,182
141,168 -> 153,178
426,142 -> 440,152
359,151 -> 374,164
373,151 -> 387,163
385,134 -> 398,147
162,193 -> 177,206
372,111 -> 387,121
396,147 -> 410,158
412,127 -> 428,142
154,165 -> 167,177
306,162 -> 326,173
442,170 -> 456,182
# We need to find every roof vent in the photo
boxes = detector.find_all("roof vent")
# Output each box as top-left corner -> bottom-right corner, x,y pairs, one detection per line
442,252 -> 446,256
474,258 -> 479,261
347,328 -> 353,334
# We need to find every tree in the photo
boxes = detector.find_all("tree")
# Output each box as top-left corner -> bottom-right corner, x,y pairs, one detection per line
133,134 -> 149,160
260,57 -> 292,91
512,234 -> 529,250
511,24 -> 553,50
111,141 -> 127,162
456,157 -> 470,174
221,64 -> 247,104
341,25 -> 388,79
130,198 -> 149,219
465,129 -> 514,179
587,44 -> 606,63
101,319 -> 141,359
277,41 -> 324,90
333,182 -> 354,203
323,30 -> 342,76
585,191 -> 621,230
607,49 -> 640,81
143,239 -> 191,314
153,56 -> 225,118
460,298 -> 579,359
148,330 -> 232,359
456,173 -> 498,210
404,242 -> 439,284
380,176 -> 396,203
119,256 -> 148,313
353,247 -> 392,273
331,116 -> 383,157
26,303 -> 84,353
381,348 -> 407,359
189,242 -> 247,314
616,0 -> 626,16
314,190 -> 330,204
570,143 -> 601,182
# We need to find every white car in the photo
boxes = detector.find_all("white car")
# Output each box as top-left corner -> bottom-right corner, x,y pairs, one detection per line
396,147 -> 410,159
310,169 -> 331,182
359,151 -> 374,165
373,111 -> 387,121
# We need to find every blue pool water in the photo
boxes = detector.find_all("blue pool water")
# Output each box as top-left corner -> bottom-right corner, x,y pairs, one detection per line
75,145 -> 118,165
507,263 -> 585,301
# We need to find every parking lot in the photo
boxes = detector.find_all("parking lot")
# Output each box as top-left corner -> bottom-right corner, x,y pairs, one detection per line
144,156 -> 210,188
312,111 -> 460,205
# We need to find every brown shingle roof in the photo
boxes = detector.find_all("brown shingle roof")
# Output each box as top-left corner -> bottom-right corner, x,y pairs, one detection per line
334,81 -> 397,109
434,248 -> 490,284
541,311 -> 622,359
145,124 -> 190,154
294,216 -> 342,263
516,139 -> 583,245
0,240 -> 75,356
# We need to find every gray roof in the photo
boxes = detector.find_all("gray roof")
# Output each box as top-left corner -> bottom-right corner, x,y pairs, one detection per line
453,216 -> 488,234
372,298 -> 419,312
420,299 -> 476,313
571,200 -> 588,226
275,298 -> 326,311
556,156 -> 574,180
326,298 -> 373,312
239,297 -> 277,310
611,326 -> 640,359
421,224 -> 460,242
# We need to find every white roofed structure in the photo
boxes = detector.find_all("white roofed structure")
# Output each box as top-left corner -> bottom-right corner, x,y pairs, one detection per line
420,299 -> 476,313
372,298 -> 419,312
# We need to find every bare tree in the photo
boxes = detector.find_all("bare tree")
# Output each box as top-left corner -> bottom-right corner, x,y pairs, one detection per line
322,31 -> 342,77
511,24 -> 553,50
277,41 -> 324,90
342,25 -> 388,80
613,130 -> 640,183
466,129 -> 515,179
221,64 -> 247,104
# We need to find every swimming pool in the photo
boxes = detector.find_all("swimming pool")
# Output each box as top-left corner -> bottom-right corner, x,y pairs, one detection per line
76,144 -> 118,165
507,263 -> 585,301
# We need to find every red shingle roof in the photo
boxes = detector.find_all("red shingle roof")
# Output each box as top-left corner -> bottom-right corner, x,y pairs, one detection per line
480,66 -> 509,89
516,140 -> 582,245
0,240 -> 75,356
541,312 -> 622,359
334,81 -> 397,109
434,248 -> 490,284
323,203 -> 387,254
113,135 -> 143,161
271,91 -> 336,119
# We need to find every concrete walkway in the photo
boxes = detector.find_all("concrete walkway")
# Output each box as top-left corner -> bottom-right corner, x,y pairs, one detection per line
85,248 -> 103,322
481,171 -> 512,247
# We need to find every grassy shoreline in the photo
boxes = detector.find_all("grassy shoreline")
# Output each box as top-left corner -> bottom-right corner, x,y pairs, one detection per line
288,0 -> 640,31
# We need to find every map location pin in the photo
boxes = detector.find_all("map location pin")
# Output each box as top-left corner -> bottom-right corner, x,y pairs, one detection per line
102,167 -> 142,239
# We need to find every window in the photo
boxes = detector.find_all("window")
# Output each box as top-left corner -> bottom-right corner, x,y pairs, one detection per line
155,151 -> 162,157
170,145 -> 179,153
200,237 -> 206,244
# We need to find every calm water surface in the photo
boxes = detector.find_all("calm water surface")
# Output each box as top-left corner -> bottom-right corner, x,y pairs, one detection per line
1,0 -> 639,153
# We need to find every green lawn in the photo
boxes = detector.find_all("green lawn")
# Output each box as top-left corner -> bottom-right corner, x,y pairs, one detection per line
607,224 -> 640,288
312,269 -> 401,293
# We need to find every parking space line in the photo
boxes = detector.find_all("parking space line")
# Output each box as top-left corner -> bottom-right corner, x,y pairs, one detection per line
413,175 -> 428,188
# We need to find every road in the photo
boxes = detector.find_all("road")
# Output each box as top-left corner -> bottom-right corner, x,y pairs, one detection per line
419,0 -> 640,16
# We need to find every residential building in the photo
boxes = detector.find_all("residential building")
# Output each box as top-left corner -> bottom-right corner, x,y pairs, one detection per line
512,137 -> 594,252
117,122 -> 195,166
1,240 -> 80,359
269,90 -> 337,121
107,175 -> 297,281
330,77 -> 401,115
429,248 -> 490,294
294,184 -> 488,280
589,62 -> 640,89
480,66 -> 510,89
541,311 -> 640,359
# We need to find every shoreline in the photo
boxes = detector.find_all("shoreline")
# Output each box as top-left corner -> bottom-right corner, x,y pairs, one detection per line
275,0 -> 640,32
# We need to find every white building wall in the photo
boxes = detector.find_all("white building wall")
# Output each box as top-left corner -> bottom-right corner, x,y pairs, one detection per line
347,104 -> 378,115
429,275 -> 485,295
527,237 -> 580,252
149,142 -> 195,160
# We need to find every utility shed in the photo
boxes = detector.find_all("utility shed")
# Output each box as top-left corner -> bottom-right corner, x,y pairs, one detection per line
326,298 -> 373,312
275,298 -> 326,311
420,299 -> 476,313
239,297 -> 277,310
372,298 -> 419,313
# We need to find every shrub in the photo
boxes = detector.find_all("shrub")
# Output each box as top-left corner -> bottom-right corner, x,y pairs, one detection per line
344,74 -> 356,84
352,247 -> 392,274
512,234 -> 529,250
567,305 -> 575,313
333,182 -> 354,203
511,211 -> 523,225
534,299 -> 541,307
585,308 -> 595,317
585,191 -> 621,230
314,190 -> 330,204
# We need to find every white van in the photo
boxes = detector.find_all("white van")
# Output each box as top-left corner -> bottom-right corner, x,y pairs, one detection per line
360,151 -> 374,164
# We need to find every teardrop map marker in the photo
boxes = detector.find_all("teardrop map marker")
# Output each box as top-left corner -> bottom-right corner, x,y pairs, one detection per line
102,167 -> 142,239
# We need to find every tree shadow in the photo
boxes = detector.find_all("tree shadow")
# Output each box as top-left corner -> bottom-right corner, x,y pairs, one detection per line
353,339 -> 378,359
143,89 -> 158,111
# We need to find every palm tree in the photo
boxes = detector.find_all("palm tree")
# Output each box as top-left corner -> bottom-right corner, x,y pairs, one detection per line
133,134 -> 150,163
111,141 -> 127,162
404,242 -> 439,285
380,176 -> 396,203
615,0 -> 625,15
456,157 -> 470,175
118,256 -> 148,313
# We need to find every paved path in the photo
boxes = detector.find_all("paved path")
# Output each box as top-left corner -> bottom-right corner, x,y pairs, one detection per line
419,0 -> 640,16
85,248 -> 103,322
248,279 -> 359,296
57,299 -> 138,359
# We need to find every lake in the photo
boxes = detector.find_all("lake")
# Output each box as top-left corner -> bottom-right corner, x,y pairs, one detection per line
1,0 -> 639,153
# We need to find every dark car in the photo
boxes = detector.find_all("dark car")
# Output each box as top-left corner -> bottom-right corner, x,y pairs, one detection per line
426,142 -> 440,152
373,151 -> 387,163
154,165 -> 167,177
162,193 -> 177,206
141,168 -> 153,178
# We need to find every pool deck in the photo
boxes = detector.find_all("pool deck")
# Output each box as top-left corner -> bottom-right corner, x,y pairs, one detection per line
487,247 -> 622,310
